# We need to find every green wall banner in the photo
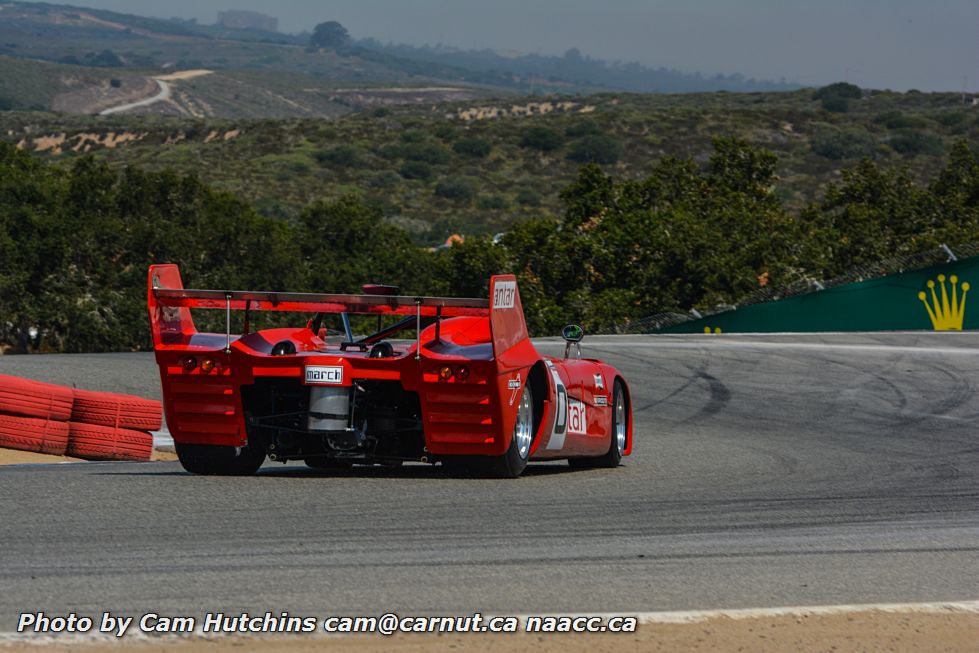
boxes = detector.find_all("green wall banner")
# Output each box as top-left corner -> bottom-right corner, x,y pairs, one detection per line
661,255 -> 979,334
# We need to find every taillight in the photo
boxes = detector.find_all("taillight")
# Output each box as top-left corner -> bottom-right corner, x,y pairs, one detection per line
456,365 -> 470,381
438,365 -> 453,381
181,356 -> 197,372
200,358 -> 216,373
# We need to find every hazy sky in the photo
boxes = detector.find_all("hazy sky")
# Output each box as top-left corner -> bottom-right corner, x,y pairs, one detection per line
77,0 -> 978,91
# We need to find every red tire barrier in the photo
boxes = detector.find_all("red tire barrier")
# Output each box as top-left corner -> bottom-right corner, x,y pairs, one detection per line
0,374 -> 74,421
71,389 -> 163,431
67,422 -> 153,462
0,414 -> 70,455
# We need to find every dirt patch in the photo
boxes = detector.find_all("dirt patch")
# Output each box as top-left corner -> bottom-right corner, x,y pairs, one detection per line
0,447 -> 176,465
449,101 -> 596,121
3,610 -> 975,652
17,131 -> 149,154
155,70 -> 214,82
0,449 -> 84,465
31,133 -> 67,153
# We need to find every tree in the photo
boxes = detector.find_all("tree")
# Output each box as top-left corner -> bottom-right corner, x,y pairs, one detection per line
298,196 -> 435,295
813,82 -> 861,113
310,21 -> 350,49
801,159 -> 939,276
567,134 -> 620,164
813,82 -> 861,100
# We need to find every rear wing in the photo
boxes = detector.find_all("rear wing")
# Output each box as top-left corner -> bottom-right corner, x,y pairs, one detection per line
148,264 -> 491,347
148,265 -> 529,358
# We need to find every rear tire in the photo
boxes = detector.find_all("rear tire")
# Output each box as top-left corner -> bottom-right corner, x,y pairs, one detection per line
176,442 -> 266,475
484,384 -> 534,478
569,380 -> 626,470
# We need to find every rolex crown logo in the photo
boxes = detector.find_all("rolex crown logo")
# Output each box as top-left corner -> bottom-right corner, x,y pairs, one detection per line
918,274 -> 969,331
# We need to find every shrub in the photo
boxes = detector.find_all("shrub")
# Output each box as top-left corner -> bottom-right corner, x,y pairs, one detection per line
477,194 -> 509,210
520,126 -> 564,151
377,143 -> 404,161
889,130 -> 944,156
874,111 -> 928,129
109,79 -> 122,88
399,161 -> 433,180
313,145 -> 362,167
400,130 -> 426,143
821,95 -> 849,113
811,125 -> 877,159
402,142 -> 451,165
565,119 -> 602,137
369,170 -> 401,188
87,49 -> 123,67
516,188 -> 542,206
453,137 -> 492,158
567,134 -> 620,164
934,112 -> 967,127
435,177 -> 476,202
433,124 -> 456,141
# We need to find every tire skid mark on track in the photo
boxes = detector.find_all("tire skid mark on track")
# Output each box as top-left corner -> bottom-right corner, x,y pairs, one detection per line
685,369 -> 732,421
589,346 -> 712,417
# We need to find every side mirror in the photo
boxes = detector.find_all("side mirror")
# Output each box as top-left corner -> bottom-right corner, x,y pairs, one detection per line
561,324 -> 584,358
562,324 -> 584,342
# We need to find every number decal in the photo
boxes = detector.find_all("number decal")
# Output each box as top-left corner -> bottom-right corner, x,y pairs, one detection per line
544,360 -> 567,450
567,398 -> 587,435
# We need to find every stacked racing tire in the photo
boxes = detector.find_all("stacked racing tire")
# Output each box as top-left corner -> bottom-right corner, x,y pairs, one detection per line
0,374 -> 74,456
67,388 -> 161,462
0,373 -> 162,462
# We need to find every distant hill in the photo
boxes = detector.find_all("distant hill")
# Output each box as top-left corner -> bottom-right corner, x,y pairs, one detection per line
0,1 -> 581,98
0,0 -> 799,120
0,55 -> 499,118
358,41 -> 799,94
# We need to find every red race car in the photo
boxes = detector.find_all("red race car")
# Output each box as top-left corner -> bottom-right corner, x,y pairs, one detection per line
148,264 -> 632,478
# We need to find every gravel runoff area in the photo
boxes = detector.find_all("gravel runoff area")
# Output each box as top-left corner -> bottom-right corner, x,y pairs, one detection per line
0,449 -> 176,465
1,607 -> 977,653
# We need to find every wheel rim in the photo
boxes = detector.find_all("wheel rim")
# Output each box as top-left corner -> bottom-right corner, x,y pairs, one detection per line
513,385 -> 533,460
614,389 -> 626,455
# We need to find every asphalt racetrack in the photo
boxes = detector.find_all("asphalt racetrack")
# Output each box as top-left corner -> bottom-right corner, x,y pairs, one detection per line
0,333 -> 977,629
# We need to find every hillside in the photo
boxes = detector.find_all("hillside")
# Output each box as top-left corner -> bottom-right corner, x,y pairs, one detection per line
0,2 -> 526,118
0,0 -> 594,114
0,55 -> 500,119
4,85 -> 977,243
0,0 -> 802,120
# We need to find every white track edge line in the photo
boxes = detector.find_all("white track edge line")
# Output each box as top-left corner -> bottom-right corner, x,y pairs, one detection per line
628,599 -> 979,623
1,601 -> 976,645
